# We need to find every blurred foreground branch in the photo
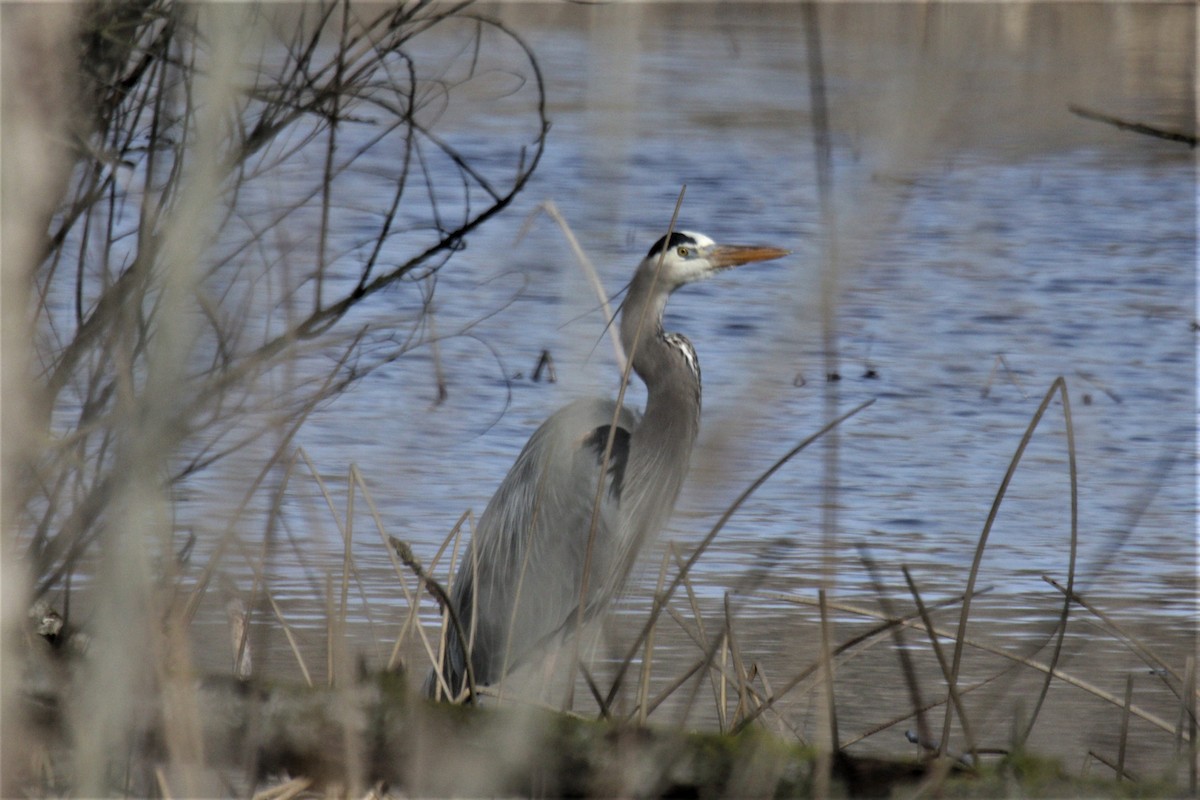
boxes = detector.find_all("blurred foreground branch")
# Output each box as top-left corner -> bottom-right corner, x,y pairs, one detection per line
13,0 -> 547,598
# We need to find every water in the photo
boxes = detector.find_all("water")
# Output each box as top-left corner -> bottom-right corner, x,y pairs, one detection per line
164,3 -> 1194,774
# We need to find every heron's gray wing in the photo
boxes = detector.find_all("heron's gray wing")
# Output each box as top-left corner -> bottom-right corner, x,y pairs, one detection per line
438,397 -> 637,694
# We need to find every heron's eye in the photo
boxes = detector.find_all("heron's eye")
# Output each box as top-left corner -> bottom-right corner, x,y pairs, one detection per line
676,246 -> 690,258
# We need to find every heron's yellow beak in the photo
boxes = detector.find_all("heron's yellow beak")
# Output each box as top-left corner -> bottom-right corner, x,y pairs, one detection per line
708,244 -> 790,270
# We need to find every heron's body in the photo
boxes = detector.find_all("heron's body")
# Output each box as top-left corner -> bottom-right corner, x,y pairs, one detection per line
427,230 -> 786,700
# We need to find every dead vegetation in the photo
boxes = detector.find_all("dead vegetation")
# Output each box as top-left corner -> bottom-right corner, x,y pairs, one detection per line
2,2 -> 1194,798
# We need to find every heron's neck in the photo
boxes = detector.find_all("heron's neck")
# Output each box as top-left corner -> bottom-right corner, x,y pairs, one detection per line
619,274 -> 701,486
603,271 -> 702,586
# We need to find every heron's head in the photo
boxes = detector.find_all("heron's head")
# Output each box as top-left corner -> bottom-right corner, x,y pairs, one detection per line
638,230 -> 788,290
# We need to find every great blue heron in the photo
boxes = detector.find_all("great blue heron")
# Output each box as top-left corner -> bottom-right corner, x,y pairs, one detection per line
426,230 -> 787,700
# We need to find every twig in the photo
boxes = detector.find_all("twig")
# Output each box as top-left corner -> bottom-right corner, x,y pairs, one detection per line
531,349 -> 556,383
1069,103 -> 1197,148
1088,750 -> 1138,782
981,354 -> 1028,400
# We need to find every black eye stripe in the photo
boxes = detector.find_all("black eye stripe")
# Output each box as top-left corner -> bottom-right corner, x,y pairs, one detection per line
646,231 -> 699,260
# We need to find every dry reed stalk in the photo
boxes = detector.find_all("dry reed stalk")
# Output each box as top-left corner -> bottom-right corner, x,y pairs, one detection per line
1,16 -> 74,786
658,605 -> 791,733
325,574 -> 336,687
183,334 -> 362,629
154,767 -> 173,799
1068,103 -> 1200,146
1021,378 -> 1078,745
848,670 -> 1014,751
859,549 -> 931,749
388,535 -> 476,702
1043,575 -> 1184,691
1178,661 -> 1193,752
1117,673 -> 1133,780
755,663 -> 775,718
265,589 -> 314,688
368,493 -> 453,676
235,450 -> 299,683
520,200 -> 626,372
801,21 -> 846,795
155,609 -> 208,795
645,656 -> 707,717
422,509 -> 471,580
814,588 -> 833,799
733,587 -> 982,733
636,549 -> 672,724
250,776 -> 312,800
350,464 -> 428,670
341,465 -> 356,663
943,376 -> 1076,752
817,588 -> 839,749
581,663 -> 613,718
293,448 -> 361,686
1187,655 -> 1197,793
467,513 -> 481,680
219,521 -> 315,684
901,566 -> 978,765
605,398 -> 875,710
981,354 -> 1029,400
1088,750 -> 1138,781
720,633 -> 730,731
724,592 -> 751,727
425,511 -> 471,699
668,543 -> 725,728
788,591 -> 1185,738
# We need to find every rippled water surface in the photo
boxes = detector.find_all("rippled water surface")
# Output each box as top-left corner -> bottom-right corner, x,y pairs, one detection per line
176,3 -> 1194,774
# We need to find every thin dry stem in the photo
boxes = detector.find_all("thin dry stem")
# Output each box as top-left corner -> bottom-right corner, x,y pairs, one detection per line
1117,673 -> 1133,780
1043,575 -> 1184,693
521,200 -> 626,373
635,549 -> 672,724
764,591 -> 1186,739
817,589 -> 839,754
943,376 -> 1074,751
724,592 -> 751,728
901,566 -> 978,764
606,397 -> 875,709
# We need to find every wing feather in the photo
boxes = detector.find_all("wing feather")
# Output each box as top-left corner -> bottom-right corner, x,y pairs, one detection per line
433,397 -> 637,696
